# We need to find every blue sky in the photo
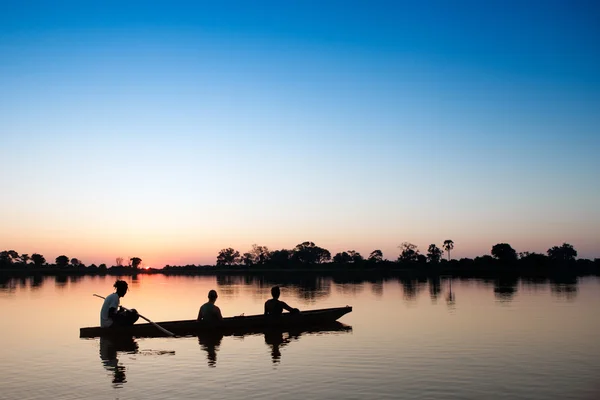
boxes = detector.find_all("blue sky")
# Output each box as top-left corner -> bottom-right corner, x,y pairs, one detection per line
1,1 -> 599,265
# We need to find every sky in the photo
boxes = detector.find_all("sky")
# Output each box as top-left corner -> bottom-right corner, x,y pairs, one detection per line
1,0 -> 599,266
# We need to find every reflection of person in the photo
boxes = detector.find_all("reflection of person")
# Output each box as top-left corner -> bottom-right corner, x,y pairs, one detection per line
197,332 -> 224,367
264,286 -> 299,316
264,330 -> 290,363
99,336 -> 139,386
198,290 -> 223,322
100,280 -> 139,327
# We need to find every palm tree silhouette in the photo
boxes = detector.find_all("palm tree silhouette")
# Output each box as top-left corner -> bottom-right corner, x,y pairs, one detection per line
443,240 -> 454,261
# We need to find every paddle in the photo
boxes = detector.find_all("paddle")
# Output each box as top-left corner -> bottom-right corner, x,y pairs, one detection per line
93,294 -> 175,337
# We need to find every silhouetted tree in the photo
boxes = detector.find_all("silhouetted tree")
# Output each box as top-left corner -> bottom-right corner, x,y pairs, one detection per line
241,252 -> 254,266
292,242 -> 331,264
31,253 -> 46,267
427,244 -> 443,263
348,250 -> 363,263
269,249 -> 293,266
55,255 -> 70,268
71,258 -> 80,267
443,240 -> 454,261
250,244 -> 270,265
547,243 -> 577,262
0,250 -> 19,266
519,252 -> 548,267
130,257 -> 142,269
216,248 -> 241,266
398,242 -> 419,263
491,243 -> 518,263
99,263 -> 107,272
368,250 -> 383,263
19,254 -> 30,266
333,252 -> 352,263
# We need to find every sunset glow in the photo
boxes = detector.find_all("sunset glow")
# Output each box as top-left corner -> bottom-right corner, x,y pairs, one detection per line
1,1 -> 599,267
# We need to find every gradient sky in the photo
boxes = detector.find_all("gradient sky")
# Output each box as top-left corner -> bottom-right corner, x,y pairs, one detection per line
1,0 -> 599,266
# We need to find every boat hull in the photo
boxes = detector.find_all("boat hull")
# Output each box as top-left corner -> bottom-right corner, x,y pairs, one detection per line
80,306 -> 352,338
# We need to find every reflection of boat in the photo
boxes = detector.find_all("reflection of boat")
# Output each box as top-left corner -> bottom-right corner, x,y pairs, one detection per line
80,306 -> 352,338
197,322 -> 352,367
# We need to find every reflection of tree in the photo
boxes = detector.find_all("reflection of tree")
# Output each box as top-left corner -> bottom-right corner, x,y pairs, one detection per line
441,277 -> 455,308
55,274 -> 68,288
31,275 -> 43,289
398,278 -> 425,302
99,336 -> 139,388
493,277 -> 519,303
429,278 -> 441,301
550,275 -> 578,300
370,280 -> 384,297
197,332 -> 224,367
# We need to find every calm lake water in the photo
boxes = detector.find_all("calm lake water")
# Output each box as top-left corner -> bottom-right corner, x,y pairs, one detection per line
1,274 -> 599,400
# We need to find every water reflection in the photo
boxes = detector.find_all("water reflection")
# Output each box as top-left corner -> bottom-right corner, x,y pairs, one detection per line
216,274 -> 333,302
550,276 -> 578,300
98,337 -> 175,388
198,332 -> 223,367
99,336 -> 139,388
196,323 -> 353,367
494,276 -> 520,303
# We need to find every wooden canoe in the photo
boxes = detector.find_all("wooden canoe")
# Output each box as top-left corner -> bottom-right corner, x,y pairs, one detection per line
80,306 -> 352,338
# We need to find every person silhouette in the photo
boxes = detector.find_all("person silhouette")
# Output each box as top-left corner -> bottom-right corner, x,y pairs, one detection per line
198,290 -> 223,322
264,286 -> 299,316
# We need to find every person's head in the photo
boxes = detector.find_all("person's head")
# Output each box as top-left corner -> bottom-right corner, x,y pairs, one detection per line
208,290 -> 218,302
271,286 -> 280,299
114,280 -> 128,297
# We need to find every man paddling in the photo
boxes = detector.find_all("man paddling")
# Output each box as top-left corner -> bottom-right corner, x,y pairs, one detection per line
264,286 -> 299,316
198,290 -> 223,322
100,280 -> 139,327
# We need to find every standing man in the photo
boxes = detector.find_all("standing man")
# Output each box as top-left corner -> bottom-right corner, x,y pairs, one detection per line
264,286 -> 299,316
100,280 -> 139,327
198,290 -> 223,322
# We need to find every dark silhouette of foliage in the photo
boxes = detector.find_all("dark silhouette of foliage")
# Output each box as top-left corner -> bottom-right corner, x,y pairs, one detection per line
292,242 -> 331,264
427,244 -> 443,263
368,250 -> 383,263
443,240 -> 454,261
216,248 -> 241,266
333,252 -> 352,263
31,253 -> 46,267
19,254 -> 30,266
398,242 -> 419,263
491,243 -> 518,262
547,243 -> 577,262
130,257 -> 142,269
241,252 -> 254,266
55,255 -> 70,268
71,258 -> 80,267
268,249 -> 293,266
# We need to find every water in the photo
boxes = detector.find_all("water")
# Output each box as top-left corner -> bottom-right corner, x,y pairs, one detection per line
0,274 -> 599,400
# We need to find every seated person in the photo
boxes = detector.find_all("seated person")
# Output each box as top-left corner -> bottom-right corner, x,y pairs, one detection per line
264,286 -> 300,316
198,290 -> 223,322
100,280 -> 139,327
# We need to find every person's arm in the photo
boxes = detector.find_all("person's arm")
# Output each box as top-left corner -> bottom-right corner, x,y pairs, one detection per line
215,306 -> 223,321
198,307 -> 203,320
264,301 -> 269,315
281,301 -> 298,313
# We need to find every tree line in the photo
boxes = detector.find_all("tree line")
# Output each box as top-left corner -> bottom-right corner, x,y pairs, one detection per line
0,252 -> 143,271
0,240 -> 597,274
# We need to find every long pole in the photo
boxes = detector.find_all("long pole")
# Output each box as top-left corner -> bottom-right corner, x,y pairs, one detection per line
93,294 -> 175,337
